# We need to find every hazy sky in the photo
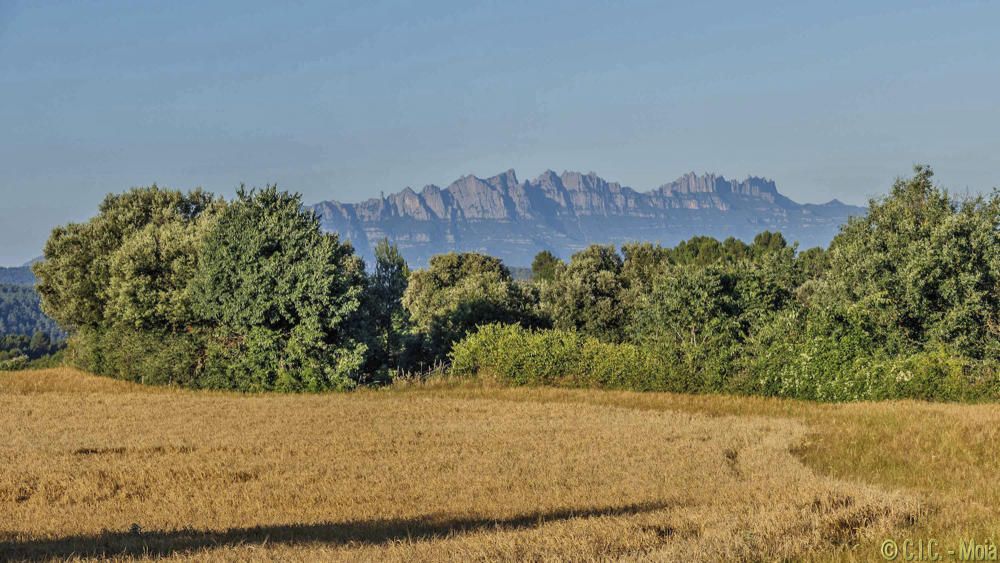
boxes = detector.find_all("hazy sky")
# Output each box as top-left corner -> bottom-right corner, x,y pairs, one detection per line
2,1 -> 999,265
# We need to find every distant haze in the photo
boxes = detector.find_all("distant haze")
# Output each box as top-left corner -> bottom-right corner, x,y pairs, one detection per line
2,1 -> 999,265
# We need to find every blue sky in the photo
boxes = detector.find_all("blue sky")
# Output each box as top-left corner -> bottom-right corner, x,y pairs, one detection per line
2,0 -> 999,264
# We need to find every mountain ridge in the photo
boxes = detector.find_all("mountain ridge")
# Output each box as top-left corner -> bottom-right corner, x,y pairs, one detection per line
308,170 -> 865,266
0,265 -> 35,286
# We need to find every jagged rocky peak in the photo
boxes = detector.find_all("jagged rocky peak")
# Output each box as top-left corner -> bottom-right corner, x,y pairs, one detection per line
445,172 -> 516,220
418,184 -> 449,218
488,168 -> 519,189
388,186 -> 433,220
561,171 -> 596,190
534,170 -> 566,195
729,176 -> 780,199
306,168 -> 866,266
657,172 -> 776,195
448,169 -> 518,192
535,169 -> 562,185
312,169 -> 803,225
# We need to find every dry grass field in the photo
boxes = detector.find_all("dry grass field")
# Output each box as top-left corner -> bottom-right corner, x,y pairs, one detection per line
1,369 -> 998,561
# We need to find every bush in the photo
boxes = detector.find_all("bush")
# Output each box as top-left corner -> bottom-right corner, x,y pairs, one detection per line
404,253 -> 543,364
451,323 -> 579,385
24,349 -> 66,370
868,349 -> 999,402
734,308 -> 883,401
452,322 -> 1000,402
190,187 -> 368,391
451,324 -> 666,390
579,339 -> 661,390
67,326 -> 202,387
0,355 -> 29,371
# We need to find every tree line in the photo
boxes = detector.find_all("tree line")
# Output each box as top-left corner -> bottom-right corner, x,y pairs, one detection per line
34,166 -> 1000,399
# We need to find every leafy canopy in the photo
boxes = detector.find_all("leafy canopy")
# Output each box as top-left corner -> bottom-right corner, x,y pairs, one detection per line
191,186 -> 368,391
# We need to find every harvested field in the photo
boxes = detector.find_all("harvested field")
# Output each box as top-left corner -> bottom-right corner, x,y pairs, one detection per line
4,369 -> 996,561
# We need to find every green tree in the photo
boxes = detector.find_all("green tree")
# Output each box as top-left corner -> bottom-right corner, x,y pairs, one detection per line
530,250 -> 561,282
105,207 -> 222,331
33,187 -> 217,381
629,265 -> 742,391
750,231 -> 788,257
34,186 -> 217,330
666,236 -> 751,267
822,165 -> 1000,358
620,242 -> 671,294
191,187 -> 368,391
365,239 -> 412,377
403,252 -> 539,363
734,239 -> 799,328
795,247 -> 829,281
544,245 -> 628,342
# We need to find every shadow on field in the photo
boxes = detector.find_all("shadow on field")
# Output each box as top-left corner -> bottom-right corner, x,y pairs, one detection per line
0,501 -> 671,560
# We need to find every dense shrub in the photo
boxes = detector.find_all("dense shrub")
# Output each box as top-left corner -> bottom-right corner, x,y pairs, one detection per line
0,355 -> 29,371
68,326 -> 202,387
866,349 -> 999,402
36,185 -> 368,391
451,323 -> 577,385
543,245 -> 628,342
403,252 -> 544,363
451,324 -> 663,391
452,322 -> 1000,401
735,309 -> 887,401
190,187 -> 368,391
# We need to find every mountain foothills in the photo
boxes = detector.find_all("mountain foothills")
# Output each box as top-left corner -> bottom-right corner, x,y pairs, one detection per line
309,170 -> 865,265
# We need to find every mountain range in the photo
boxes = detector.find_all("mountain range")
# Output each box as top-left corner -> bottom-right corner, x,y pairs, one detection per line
309,169 -> 866,267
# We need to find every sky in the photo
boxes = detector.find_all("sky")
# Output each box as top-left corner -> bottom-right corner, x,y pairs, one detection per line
2,0 -> 999,265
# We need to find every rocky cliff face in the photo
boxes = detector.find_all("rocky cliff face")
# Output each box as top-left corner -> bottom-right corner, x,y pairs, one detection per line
308,170 -> 865,266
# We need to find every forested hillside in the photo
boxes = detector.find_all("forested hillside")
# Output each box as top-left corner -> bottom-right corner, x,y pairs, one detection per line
0,284 -> 62,338
0,266 -> 35,286
0,283 -> 64,369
